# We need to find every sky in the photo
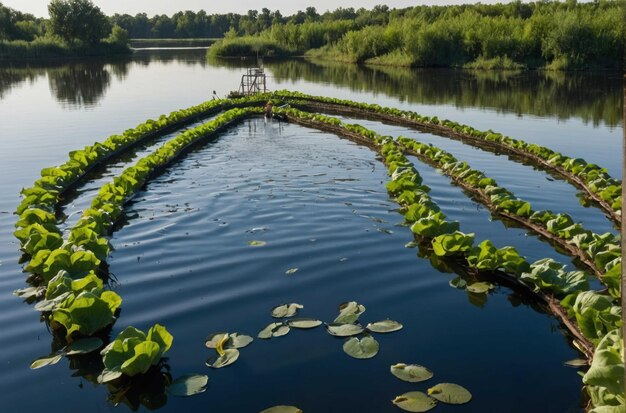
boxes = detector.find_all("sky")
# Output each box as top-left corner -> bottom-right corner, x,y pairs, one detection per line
5,0 -> 548,18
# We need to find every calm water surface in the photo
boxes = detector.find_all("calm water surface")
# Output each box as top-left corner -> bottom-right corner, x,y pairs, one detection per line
0,49 -> 621,412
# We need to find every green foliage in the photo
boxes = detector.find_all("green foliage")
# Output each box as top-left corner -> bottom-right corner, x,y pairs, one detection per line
521,258 -> 588,296
583,329 -> 625,412
208,36 -> 297,58
50,284 -> 122,340
100,325 -> 173,382
562,291 -> 622,344
431,231 -> 475,257
48,0 -> 110,46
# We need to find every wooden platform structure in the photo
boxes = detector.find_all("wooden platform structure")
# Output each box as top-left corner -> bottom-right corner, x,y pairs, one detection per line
229,67 -> 268,98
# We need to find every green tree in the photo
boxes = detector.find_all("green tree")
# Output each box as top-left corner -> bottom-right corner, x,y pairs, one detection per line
47,0 -> 109,45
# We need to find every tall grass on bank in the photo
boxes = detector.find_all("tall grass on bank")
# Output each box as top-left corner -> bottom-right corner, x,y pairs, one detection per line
208,36 -> 298,58
0,37 -> 130,59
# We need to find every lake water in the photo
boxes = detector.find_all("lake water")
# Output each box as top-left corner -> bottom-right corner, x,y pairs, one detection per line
0,49 -> 622,412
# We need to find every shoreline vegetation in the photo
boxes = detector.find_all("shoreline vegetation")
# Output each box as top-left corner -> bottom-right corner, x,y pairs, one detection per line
207,0 -> 625,71
0,0 -> 131,60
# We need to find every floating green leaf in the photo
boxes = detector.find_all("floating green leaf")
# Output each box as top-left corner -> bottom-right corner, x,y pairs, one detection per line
258,322 -> 290,339
326,323 -> 364,337
288,318 -> 322,329
206,349 -> 239,369
272,303 -> 303,318
65,337 -> 104,355
392,391 -> 437,412
285,268 -> 298,275
248,240 -> 267,247
466,282 -> 494,294
205,332 -> 253,349
168,374 -> 209,397
427,383 -> 472,404
30,351 -> 64,369
366,320 -> 403,333
334,301 -> 366,323
343,336 -> 379,359
390,363 -> 433,383
449,277 -> 467,289
260,406 -> 302,413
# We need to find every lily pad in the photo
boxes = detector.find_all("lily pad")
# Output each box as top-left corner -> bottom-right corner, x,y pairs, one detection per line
271,303 -> 303,318
206,349 -> 239,369
248,240 -> 267,247
404,241 -> 418,248
65,337 -> 104,355
261,406 -> 302,413
168,374 -> 209,397
205,332 -> 253,349
392,391 -> 437,412
98,368 -> 123,383
390,363 -> 433,383
288,318 -> 322,329
449,277 -> 467,289
366,320 -> 403,333
334,301 -> 366,323
343,336 -> 379,359
466,282 -> 494,294
285,268 -> 299,275
326,323 -> 364,337
30,351 -> 64,369
258,322 -> 290,339
427,383 -> 472,404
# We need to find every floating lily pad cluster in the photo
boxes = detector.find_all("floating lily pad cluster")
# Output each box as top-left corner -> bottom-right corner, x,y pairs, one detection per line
449,277 -> 495,294
390,363 -> 471,412
324,301 -> 403,359
258,303 -> 323,339
205,332 -> 254,368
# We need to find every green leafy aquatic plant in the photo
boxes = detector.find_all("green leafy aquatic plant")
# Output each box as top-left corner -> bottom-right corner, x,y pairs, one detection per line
431,231 -> 475,257
427,383 -> 472,404
334,301 -> 366,324
205,332 -> 253,349
99,324 -> 173,383
392,391 -> 437,412
390,363 -> 433,383
272,303 -> 303,318
167,374 -> 209,397
521,259 -> 589,296
343,336 -> 379,359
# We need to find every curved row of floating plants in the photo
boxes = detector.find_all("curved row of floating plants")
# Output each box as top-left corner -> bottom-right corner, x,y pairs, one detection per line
273,90 -> 622,225
12,96 -> 622,412
396,136 -> 621,289
14,107 -> 263,386
273,107 -> 623,413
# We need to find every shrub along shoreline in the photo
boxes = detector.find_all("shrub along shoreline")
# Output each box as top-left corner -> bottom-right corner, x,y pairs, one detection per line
207,0 -> 625,70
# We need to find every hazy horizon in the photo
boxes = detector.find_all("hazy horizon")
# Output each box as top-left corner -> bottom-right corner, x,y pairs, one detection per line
3,0 -> 577,18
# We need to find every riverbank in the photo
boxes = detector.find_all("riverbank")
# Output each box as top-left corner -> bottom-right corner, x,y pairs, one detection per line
0,39 -> 131,60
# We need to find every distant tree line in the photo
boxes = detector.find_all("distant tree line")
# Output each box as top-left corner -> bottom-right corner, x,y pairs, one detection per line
209,0 -> 625,70
108,6 -> 391,39
1,0 -> 623,68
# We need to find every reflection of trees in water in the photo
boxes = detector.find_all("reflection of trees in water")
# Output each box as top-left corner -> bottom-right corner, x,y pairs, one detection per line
265,59 -> 623,127
0,50 -> 208,108
0,66 -> 46,99
48,63 -> 112,108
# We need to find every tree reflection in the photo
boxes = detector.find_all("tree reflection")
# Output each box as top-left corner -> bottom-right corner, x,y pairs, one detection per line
264,59 -> 623,127
48,63 -> 112,108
